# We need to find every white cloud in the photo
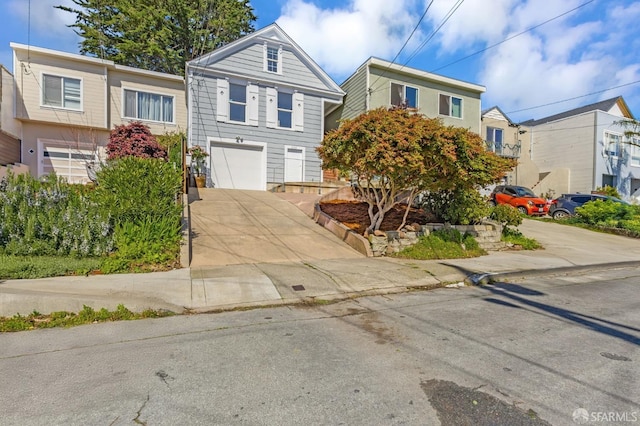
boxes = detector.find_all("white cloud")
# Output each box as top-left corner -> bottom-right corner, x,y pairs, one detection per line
8,0 -> 77,39
276,0 -> 423,79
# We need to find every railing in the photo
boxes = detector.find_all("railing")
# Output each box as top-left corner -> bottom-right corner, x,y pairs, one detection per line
485,140 -> 521,158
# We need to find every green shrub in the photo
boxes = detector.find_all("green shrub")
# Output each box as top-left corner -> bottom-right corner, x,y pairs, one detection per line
501,227 -> 541,250
0,172 -> 113,257
431,227 -> 463,243
392,232 -> 485,259
421,189 -> 490,225
102,216 -> 182,273
575,200 -> 634,225
490,203 -> 523,227
93,157 -> 182,223
156,131 -> 185,168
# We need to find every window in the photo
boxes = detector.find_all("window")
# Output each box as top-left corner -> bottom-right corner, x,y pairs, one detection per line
264,44 -> 282,74
604,132 -> 621,157
277,92 -> 292,128
602,174 -> 616,188
267,47 -> 279,73
390,83 -> 418,108
439,94 -> 462,118
266,88 -> 304,131
631,137 -> 640,167
486,127 -> 503,153
229,83 -> 247,122
43,74 -> 81,109
124,89 -> 174,123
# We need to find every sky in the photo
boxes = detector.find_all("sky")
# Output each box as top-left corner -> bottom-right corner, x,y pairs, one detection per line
1,0 -> 639,123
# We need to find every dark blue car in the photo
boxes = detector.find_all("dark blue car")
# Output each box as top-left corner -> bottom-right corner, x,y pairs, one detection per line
549,193 -> 629,219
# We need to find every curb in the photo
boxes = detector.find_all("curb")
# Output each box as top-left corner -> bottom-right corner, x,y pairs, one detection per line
465,260 -> 640,286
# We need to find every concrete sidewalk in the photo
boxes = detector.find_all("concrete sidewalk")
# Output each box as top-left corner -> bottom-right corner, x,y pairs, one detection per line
2,217 -> 640,317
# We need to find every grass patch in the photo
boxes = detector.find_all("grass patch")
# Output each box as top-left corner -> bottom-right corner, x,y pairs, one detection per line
0,255 -> 103,279
502,227 -> 542,250
0,304 -> 174,332
391,230 -> 486,260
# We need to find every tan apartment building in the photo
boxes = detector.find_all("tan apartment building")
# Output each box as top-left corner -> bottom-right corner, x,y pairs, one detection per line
11,43 -> 187,183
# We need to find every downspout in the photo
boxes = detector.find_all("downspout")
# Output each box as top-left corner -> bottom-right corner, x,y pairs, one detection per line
592,111 -> 598,191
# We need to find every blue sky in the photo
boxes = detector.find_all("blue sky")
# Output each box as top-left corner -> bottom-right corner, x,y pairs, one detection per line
1,0 -> 639,123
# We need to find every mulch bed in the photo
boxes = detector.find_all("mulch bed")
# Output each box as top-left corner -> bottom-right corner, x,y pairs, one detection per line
319,200 -> 437,235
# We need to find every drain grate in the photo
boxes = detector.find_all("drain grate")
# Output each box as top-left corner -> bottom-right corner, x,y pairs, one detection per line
292,285 -> 305,291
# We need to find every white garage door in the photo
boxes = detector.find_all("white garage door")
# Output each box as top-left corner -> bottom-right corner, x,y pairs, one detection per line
39,141 -> 98,184
210,142 -> 265,190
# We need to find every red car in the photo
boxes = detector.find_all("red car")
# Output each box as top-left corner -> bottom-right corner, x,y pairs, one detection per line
489,185 -> 549,216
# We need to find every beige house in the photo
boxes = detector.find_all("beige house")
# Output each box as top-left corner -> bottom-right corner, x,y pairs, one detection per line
327,57 -> 486,134
10,43 -> 187,183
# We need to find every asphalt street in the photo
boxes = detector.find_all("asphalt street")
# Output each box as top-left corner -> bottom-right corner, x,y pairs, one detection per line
1,266 -> 639,425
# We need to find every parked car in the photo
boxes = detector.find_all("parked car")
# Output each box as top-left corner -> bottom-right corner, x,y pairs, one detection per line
548,193 -> 629,219
489,185 -> 549,216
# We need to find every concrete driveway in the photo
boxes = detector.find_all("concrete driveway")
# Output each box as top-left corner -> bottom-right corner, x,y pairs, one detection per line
189,189 -> 363,267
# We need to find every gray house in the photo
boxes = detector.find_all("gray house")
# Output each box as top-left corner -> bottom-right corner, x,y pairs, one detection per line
521,96 -> 639,201
186,24 -> 344,190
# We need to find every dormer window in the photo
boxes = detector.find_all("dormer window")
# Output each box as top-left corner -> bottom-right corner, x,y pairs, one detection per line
264,44 -> 282,74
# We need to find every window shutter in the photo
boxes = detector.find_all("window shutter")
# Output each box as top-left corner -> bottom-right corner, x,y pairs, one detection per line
293,92 -> 304,132
216,79 -> 229,122
266,87 -> 277,128
247,84 -> 259,126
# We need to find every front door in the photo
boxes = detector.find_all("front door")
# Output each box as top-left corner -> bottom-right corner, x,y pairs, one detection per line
284,146 -> 304,182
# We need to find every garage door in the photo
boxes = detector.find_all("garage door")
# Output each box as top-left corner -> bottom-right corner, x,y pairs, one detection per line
210,142 -> 265,190
39,140 -> 98,184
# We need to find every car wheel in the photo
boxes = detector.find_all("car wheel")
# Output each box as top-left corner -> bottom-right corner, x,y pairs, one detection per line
517,206 -> 528,215
487,200 -> 496,207
552,210 -> 569,220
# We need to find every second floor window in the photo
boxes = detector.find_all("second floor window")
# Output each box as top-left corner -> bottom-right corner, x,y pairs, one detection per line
604,132 -> 621,157
124,89 -> 174,123
439,94 -> 462,118
487,127 -> 503,152
631,138 -> 640,166
390,83 -> 417,108
229,83 -> 247,122
278,92 -> 293,128
43,74 -> 81,110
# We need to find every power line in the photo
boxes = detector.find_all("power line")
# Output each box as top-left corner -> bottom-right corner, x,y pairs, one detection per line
429,0 -> 595,73
402,0 -> 466,69
367,0 -> 435,91
507,79 -> 640,115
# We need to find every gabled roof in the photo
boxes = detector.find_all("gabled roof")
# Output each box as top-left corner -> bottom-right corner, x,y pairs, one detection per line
344,56 -> 486,94
187,23 -> 343,94
520,96 -> 634,126
482,106 -> 515,123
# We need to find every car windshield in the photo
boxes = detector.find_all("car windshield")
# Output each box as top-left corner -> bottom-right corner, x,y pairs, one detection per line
515,187 -> 536,197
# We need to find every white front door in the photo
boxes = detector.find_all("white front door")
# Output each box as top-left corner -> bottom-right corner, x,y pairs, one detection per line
284,146 -> 304,182
210,141 -> 266,190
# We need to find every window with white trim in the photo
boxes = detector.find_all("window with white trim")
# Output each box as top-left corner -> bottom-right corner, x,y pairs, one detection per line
277,92 -> 293,128
266,88 -> 304,131
439,94 -> 462,118
487,127 -> 503,153
229,83 -> 247,122
264,44 -> 282,74
216,79 -> 258,125
631,137 -> 640,167
604,131 -> 621,157
124,89 -> 174,123
42,74 -> 81,110
390,83 -> 418,108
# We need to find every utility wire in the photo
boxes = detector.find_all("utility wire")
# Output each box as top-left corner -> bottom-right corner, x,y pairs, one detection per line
507,79 -> 640,115
429,0 -> 595,73
367,0 -> 435,91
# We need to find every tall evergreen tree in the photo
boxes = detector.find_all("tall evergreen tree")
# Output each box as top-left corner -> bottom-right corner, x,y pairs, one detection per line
57,0 -> 256,75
